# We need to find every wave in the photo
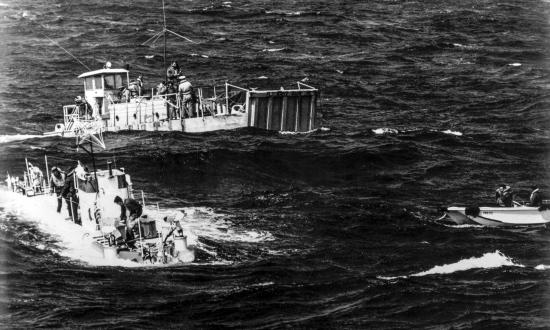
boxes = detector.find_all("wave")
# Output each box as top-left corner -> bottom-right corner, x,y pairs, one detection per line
535,264 -> 550,270
279,127 -> 330,135
441,223 -> 484,229
372,127 -> 463,136
441,130 -> 463,136
379,251 -> 523,280
0,134 -> 48,144
372,127 -> 399,135
265,10 -> 305,16
261,48 -> 286,52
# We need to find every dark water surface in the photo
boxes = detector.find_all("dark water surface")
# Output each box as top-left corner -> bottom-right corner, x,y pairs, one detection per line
1,0 -> 550,328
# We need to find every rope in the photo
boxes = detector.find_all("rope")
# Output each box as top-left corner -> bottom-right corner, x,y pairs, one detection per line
34,22 -> 91,71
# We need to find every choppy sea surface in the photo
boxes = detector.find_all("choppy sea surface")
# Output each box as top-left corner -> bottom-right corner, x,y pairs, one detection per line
1,0 -> 550,328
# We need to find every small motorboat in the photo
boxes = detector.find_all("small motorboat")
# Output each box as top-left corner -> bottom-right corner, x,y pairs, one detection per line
445,204 -> 550,227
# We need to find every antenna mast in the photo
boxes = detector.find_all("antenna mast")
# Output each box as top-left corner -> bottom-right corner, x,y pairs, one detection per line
141,0 -> 198,68
74,120 -> 105,192
163,0 -> 167,86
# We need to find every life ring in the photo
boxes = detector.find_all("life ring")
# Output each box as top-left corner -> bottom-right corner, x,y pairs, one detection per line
231,104 -> 245,113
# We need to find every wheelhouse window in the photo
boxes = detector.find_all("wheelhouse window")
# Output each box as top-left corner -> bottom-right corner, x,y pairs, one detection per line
85,77 -> 94,90
104,75 -> 115,90
94,76 -> 102,90
115,74 -> 127,88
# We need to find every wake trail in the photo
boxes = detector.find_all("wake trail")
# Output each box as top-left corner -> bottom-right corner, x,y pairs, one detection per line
378,251 -> 524,280
0,134 -> 48,144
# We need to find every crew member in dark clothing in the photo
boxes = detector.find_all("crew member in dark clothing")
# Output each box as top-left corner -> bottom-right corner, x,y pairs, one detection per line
61,169 -> 80,224
114,195 -> 143,222
114,196 -> 143,244
49,167 -> 66,213
529,185 -> 543,207
495,184 -> 514,207
74,96 -> 92,119
166,61 -> 180,83
502,186 -> 513,207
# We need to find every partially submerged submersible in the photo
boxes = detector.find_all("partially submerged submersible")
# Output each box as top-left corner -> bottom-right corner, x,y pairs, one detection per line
6,122 -> 197,264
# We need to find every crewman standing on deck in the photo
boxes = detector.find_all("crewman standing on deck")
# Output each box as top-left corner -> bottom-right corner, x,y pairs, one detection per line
178,76 -> 194,118
49,167 -> 66,213
74,96 -> 92,119
61,163 -> 80,223
167,61 -> 180,83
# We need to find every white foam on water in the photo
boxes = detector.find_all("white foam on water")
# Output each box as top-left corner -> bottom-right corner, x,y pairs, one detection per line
535,264 -> 550,270
279,127 -> 321,135
0,134 -> 48,144
148,207 -> 274,244
0,190 -> 142,267
441,129 -> 463,136
508,63 -> 522,67
441,223 -> 484,229
262,48 -> 285,52
372,127 -> 399,135
378,251 -> 523,280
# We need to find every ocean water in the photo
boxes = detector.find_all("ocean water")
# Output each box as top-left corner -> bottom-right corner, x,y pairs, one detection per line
1,0 -> 550,328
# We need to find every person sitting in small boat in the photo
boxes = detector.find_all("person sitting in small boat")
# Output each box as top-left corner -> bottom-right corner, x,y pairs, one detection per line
495,184 -> 514,207
528,185 -> 543,207
178,76 -> 194,118
49,167 -> 66,213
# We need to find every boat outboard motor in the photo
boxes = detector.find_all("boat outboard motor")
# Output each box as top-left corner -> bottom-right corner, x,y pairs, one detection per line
465,206 -> 480,217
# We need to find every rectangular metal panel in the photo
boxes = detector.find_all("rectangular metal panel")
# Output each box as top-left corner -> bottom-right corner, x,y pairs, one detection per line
254,97 -> 269,129
270,96 -> 283,131
266,97 -> 273,129
309,94 -> 316,130
299,96 -> 311,132
284,96 -> 297,131
248,98 -> 256,126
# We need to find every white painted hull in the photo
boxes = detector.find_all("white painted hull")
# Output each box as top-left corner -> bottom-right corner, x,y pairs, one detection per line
45,113 -> 248,137
446,206 -> 550,227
